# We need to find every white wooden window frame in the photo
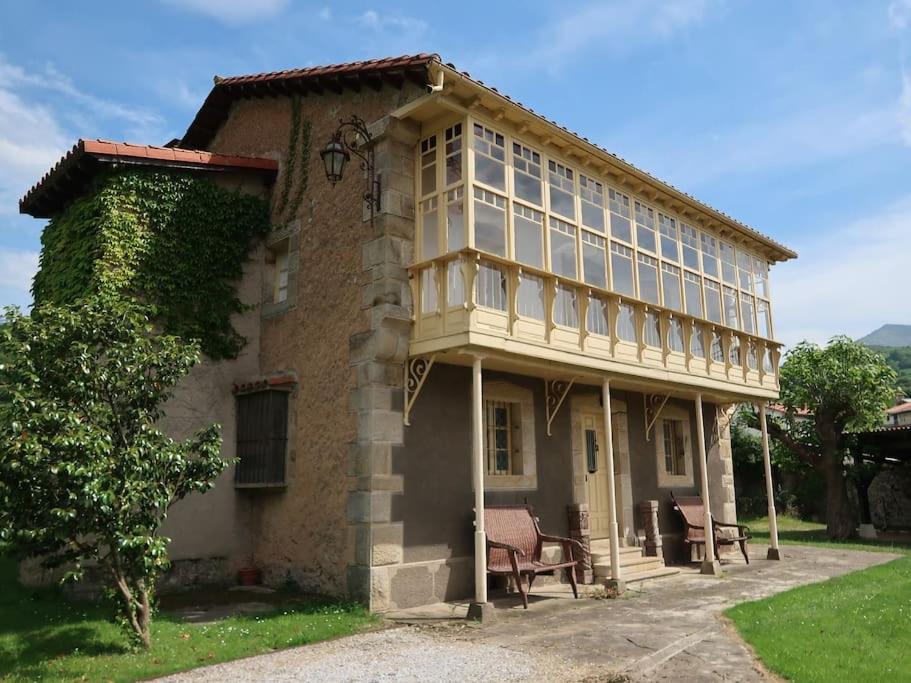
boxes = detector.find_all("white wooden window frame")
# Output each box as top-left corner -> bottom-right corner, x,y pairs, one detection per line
482,381 -> 538,490
655,405 -> 695,488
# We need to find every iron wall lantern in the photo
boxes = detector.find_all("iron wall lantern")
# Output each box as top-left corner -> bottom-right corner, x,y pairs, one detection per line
320,115 -> 380,214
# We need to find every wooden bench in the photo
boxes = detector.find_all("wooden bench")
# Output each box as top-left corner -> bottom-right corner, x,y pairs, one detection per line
671,492 -> 751,564
484,505 -> 582,608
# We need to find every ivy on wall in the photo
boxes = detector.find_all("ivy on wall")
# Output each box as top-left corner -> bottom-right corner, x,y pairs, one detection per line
32,169 -> 271,359
275,95 -> 313,223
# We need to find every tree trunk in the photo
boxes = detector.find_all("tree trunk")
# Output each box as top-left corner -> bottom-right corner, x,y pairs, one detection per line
824,459 -> 856,539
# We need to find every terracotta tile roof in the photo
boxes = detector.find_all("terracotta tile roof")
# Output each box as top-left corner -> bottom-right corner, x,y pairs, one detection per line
19,139 -> 277,218
886,402 -> 911,415
180,53 -> 437,149
179,53 -> 795,261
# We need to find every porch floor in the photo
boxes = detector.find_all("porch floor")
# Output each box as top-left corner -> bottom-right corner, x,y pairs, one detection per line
158,545 -> 895,682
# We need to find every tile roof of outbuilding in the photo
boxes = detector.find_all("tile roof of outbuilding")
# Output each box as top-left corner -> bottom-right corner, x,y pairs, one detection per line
19,139 -> 277,217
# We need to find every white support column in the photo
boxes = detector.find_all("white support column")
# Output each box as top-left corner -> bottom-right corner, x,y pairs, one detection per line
601,378 -> 625,592
468,356 -> 491,620
695,393 -> 721,575
759,403 -> 781,560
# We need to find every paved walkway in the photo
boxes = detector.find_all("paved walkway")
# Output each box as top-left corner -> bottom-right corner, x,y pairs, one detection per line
159,545 -> 896,682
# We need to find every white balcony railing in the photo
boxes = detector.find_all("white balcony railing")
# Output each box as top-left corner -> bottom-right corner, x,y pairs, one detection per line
409,248 -> 781,394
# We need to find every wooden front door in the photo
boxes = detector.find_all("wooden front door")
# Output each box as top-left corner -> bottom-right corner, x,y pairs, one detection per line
582,412 -> 621,540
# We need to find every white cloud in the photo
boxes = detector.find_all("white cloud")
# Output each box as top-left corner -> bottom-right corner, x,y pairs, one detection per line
0,55 -> 165,216
0,248 -> 38,293
318,7 -> 331,21
888,0 -> 911,29
160,0 -> 288,24
772,195 -> 911,348
355,9 -> 428,35
476,0 -> 712,74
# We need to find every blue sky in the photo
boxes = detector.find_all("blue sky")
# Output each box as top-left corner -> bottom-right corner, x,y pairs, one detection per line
1,0 -> 909,346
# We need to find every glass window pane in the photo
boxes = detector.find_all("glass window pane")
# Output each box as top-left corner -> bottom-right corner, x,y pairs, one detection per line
669,318 -> 684,352
644,311 -> 661,347
580,175 -> 605,232
681,223 -> 700,270
608,188 -> 632,242
617,303 -> 637,342
587,296 -> 609,336
684,271 -> 703,318
701,234 -> 719,278
610,242 -> 635,297
420,197 -> 439,260
720,241 -> 737,285
517,274 -> 545,320
421,268 -> 437,313
637,253 -> 659,304
661,263 -> 682,311
711,333 -> 724,362
554,284 -> 578,327
514,204 -> 544,267
420,134 -> 436,196
473,124 -> 505,190
738,250 -> 753,292
447,261 -> 464,307
446,187 -> 464,252
705,280 -> 722,324
740,293 -> 756,334
513,142 -> 542,206
635,201 -> 656,252
548,160 -> 576,219
690,323 -> 706,358
473,187 -> 506,256
476,261 -> 507,310
445,124 -> 462,186
658,213 -> 679,262
582,232 -> 607,288
757,299 -> 772,338
549,219 -> 577,278
723,285 -> 740,329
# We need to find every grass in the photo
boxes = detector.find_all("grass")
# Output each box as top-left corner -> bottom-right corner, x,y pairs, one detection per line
741,515 -> 911,554
727,514 -> 911,682
0,556 -> 378,682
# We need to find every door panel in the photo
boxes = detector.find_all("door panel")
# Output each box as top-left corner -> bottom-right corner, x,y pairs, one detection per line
583,413 -> 623,540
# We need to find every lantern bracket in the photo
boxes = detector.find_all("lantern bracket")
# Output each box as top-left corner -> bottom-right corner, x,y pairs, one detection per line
323,115 -> 381,215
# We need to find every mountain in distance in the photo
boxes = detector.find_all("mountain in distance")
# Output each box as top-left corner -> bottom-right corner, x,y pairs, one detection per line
858,324 -> 911,347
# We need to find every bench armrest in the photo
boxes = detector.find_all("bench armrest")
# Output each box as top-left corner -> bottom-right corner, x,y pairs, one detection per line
712,518 -> 751,535
538,534 -> 584,560
487,539 -> 525,557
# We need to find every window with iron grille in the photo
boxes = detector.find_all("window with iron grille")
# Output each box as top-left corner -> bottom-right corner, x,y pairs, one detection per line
235,390 -> 289,486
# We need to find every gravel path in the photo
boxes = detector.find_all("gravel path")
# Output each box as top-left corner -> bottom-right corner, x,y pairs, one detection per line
157,626 -> 586,682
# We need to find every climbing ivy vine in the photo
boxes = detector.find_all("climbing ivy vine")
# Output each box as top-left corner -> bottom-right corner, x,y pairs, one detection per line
275,95 -> 313,222
32,169 -> 271,359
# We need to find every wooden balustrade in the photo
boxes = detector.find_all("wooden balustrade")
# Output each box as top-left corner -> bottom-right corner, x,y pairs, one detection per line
408,248 -> 780,393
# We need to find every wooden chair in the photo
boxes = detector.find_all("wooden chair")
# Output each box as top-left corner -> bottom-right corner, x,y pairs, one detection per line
670,492 -> 751,564
484,505 -> 582,608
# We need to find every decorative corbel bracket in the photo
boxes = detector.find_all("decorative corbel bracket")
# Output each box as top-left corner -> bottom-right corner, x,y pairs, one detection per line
545,378 -> 576,436
643,393 -> 670,442
403,354 -> 437,426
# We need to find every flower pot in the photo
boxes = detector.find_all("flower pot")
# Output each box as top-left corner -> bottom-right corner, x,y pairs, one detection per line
238,567 -> 261,586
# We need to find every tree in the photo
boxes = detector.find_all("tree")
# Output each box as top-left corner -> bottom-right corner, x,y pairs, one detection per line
765,337 -> 896,539
0,295 -> 228,649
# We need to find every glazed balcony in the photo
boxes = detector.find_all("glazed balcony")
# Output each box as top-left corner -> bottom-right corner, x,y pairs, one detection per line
408,248 -> 782,400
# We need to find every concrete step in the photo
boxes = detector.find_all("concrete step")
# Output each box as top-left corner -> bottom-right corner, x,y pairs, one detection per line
624,566 -> 681,583
593,557 -> 666,578
589,542 -> 643,557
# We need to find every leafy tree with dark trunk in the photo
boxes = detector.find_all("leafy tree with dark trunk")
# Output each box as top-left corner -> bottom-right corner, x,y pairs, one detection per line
0,295 -> 229,649
766,337 -> 896,539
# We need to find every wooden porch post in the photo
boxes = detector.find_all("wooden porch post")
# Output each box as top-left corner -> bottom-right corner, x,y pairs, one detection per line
601,378 -> 625,592
468,355 -> 491,619
695,393 -> 721,575
759,403 -> 781,560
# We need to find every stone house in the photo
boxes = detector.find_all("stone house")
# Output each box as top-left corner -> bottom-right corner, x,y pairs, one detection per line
19,54 -> 795,612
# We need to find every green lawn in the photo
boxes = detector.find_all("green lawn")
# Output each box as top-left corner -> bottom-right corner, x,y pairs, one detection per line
0,556 -> 378,682
742,515 -> 911,554
728,515 -> 911,682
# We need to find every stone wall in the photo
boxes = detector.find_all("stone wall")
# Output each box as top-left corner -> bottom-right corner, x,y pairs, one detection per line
205,83 -> 424,598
